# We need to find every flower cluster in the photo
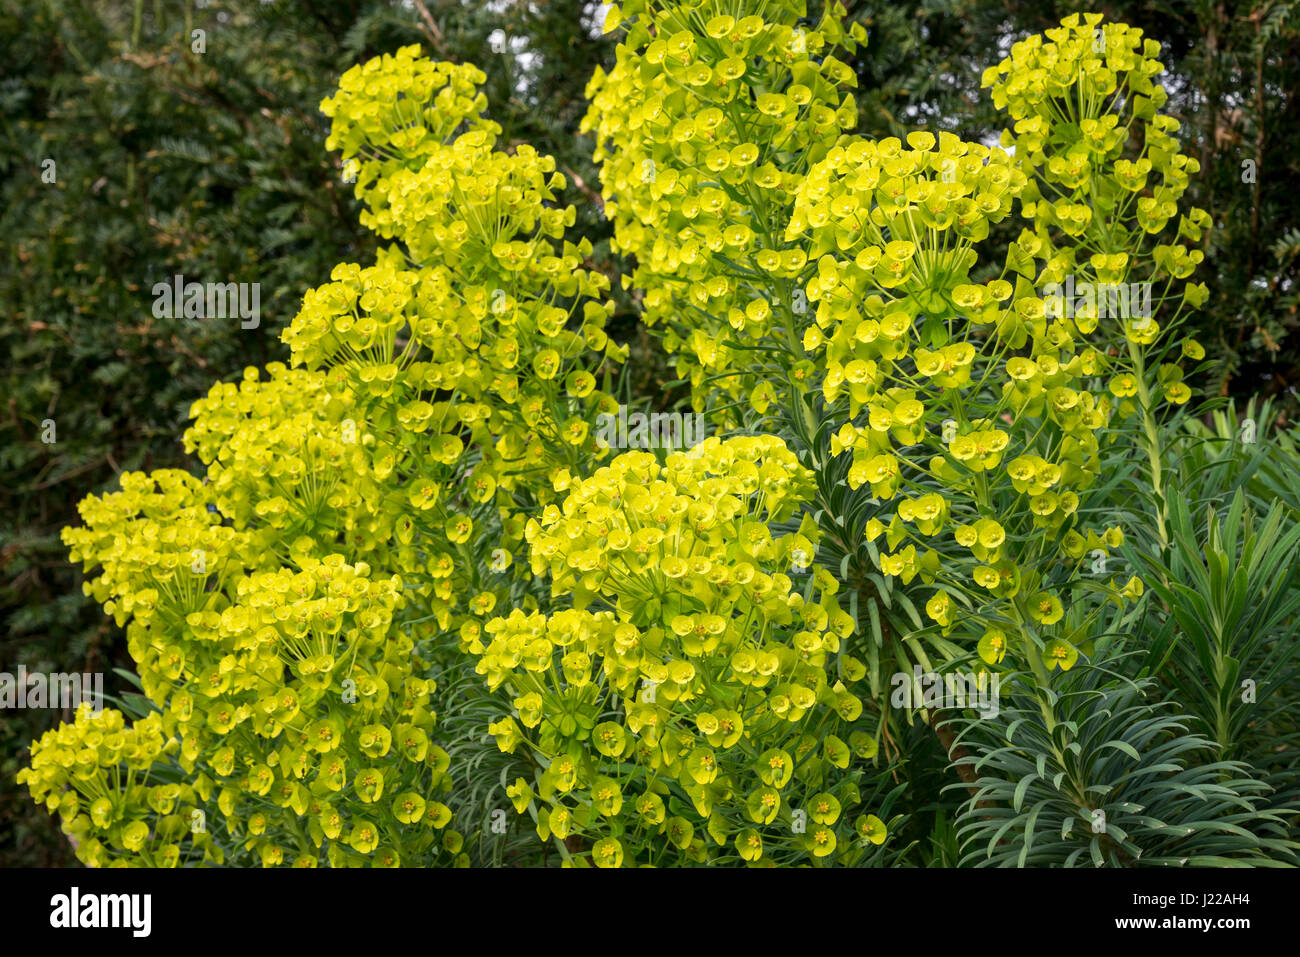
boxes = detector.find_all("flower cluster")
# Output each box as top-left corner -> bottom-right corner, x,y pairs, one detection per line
296,45 -> 628,608
785,127 -> 1133,653
591,5 -> 1204,683
51,467 -> 465,867
182,362 -> 502,632
583,1 -> 864,415
18,707 -> 218,868
64,469 -> 247,635
789,132 -> 1027,417
183,364 -> 373,550
321,51 -> 497,237
39,49 -> 637,861
984,12 -> 1209,409
469,436 -> 887,865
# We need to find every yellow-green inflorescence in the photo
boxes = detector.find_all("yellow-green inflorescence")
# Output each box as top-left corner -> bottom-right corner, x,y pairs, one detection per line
584,1 -> 865,418
21,5 -> 1211,868
21,47 -> 625,867
585,4 -> 1207,681
470,436 -> 885,866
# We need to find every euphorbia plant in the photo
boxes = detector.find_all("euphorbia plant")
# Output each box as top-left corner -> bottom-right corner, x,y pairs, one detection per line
584,4 -> 1209,780
20,52 -> 625,868
22,3 -> 1268,868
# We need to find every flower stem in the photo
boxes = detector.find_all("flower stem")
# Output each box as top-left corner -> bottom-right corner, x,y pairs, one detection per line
1126,338 -> 1169,549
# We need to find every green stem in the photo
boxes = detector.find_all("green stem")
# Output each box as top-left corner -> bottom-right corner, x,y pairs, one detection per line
1126,338 -> 1169,549
1009,595 -> 1060,745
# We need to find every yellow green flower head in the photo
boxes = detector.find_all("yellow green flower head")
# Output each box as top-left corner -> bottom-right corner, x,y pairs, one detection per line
470,433 -> 881,866
584,1 -> 864,418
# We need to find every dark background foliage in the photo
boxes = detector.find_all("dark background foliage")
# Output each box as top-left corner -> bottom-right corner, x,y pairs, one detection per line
2,0 -> 1296,865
